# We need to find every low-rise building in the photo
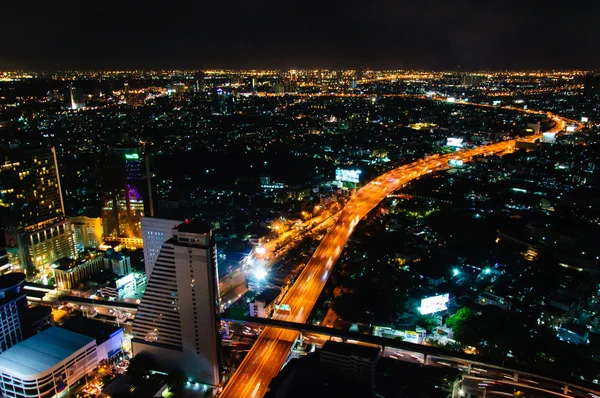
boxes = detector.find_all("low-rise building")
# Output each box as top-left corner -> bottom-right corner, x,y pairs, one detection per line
0,327 -> 99,398
320,340 -> 380,386
558,322 -> 589,345
477,291 -> 511,310
103,250 -> 131,276
60,317 -> 124,361
249,288 -> 282,318
52,253 -> 105,290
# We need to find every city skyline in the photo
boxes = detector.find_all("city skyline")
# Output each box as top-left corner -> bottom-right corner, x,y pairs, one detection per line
2,0 -> 599,70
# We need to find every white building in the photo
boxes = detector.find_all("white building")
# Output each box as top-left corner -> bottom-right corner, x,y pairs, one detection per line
132,222 -> 221,385
141,217 -> 182,278
0,327 -> 99,398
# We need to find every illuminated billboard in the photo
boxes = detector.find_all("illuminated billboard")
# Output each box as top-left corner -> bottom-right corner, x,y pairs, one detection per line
420,294 -> 449,315
448,159 -> 464,167
581,117 -> 588,123
542,132 -> 557,144
446,97 -> 456,103
566,125 -> 576,132
335,169 -> 361,183
125,153 -> 139,160
446,138 -> 464,148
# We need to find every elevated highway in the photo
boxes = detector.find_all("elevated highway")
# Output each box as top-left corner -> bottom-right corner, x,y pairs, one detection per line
222,314 -> 600,398
220,99 -> 585,398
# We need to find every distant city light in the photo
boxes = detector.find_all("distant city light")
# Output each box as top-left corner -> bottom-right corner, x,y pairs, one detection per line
255,247 -> 266,255
483,268 -> 491,275
453,268 -> 460,277
124,153 -> 139,160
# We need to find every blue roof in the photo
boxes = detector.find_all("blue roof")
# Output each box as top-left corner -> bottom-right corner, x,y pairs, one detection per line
0,327 -> 95,378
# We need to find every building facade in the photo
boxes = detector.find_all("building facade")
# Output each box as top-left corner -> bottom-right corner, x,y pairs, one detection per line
0,327 -> 98,398
132,222 -> 222,385
103,251 -> 131,276
140,216 -> 181,278
52,253 -> 105,290
0,147 -> 76,276
69,215 -> 102,251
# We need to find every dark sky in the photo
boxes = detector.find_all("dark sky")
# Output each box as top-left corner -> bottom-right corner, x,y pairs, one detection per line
1,0 -> 598,70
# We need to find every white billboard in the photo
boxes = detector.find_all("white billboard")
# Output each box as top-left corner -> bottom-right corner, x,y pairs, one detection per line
420,294 -> 449,315
335,169 -> 361,183
446,137 -> 464,147
566,125 -> 576,132
449,159 -> 464,167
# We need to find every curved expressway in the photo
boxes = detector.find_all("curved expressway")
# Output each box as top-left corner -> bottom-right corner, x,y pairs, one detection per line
220,102 -> 582,398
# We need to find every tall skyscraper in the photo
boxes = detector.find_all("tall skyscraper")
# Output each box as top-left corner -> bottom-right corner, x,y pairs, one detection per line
140,216 -> 181,278
132,222 -> 222,385
101,146 -> 150,241
0,147 -> 76,275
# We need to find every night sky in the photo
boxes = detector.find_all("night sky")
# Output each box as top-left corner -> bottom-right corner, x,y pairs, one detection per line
2,0 -> 598,70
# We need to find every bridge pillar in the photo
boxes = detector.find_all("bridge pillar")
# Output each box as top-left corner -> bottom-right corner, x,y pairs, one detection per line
564,384 -> 569,395
513,371 -> 518,383
422,353 -> 427,365
298,332 -> 303,343
225,321 -> 230,336
467,363 -> 472,374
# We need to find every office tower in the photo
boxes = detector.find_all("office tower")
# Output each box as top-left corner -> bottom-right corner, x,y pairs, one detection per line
132,222 -> 222,385
69,212 -> 103,251
141,216 -> 181,278
195,71 -> 206,93
101,146 -> 149,242
0,273 -> 26,353
0,147 -> 76,275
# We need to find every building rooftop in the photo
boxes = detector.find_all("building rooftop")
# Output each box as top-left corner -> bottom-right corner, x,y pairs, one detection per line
0,273 -> 25,292
61,316 -> 122,345
0,327 -> 95,378
255,288 -> 281,305
176,220 -> 212,235
321,341 -> 380,360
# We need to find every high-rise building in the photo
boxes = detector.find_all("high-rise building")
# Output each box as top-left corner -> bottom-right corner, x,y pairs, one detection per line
132,222 -> 222,385
101,146 -> 149,241
0,273 -> 26,353
0,147 -> 76,275
141,216 -> 181,278
70,212 -> 103,251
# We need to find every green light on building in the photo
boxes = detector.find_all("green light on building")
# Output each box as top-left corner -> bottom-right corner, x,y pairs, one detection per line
125,153 -> 139,160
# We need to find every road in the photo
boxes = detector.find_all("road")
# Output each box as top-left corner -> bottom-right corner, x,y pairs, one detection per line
219,103 -> 582,398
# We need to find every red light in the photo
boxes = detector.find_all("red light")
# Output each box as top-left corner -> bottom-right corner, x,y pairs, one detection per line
185,219 -> 190,224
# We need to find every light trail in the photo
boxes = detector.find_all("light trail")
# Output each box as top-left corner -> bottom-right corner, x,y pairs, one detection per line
219,99 -> 582,398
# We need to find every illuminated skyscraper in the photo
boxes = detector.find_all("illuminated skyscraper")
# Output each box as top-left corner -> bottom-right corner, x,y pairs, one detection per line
0,147 -> 75,276
101,146 -> 151,242
132,222 -> 222,385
